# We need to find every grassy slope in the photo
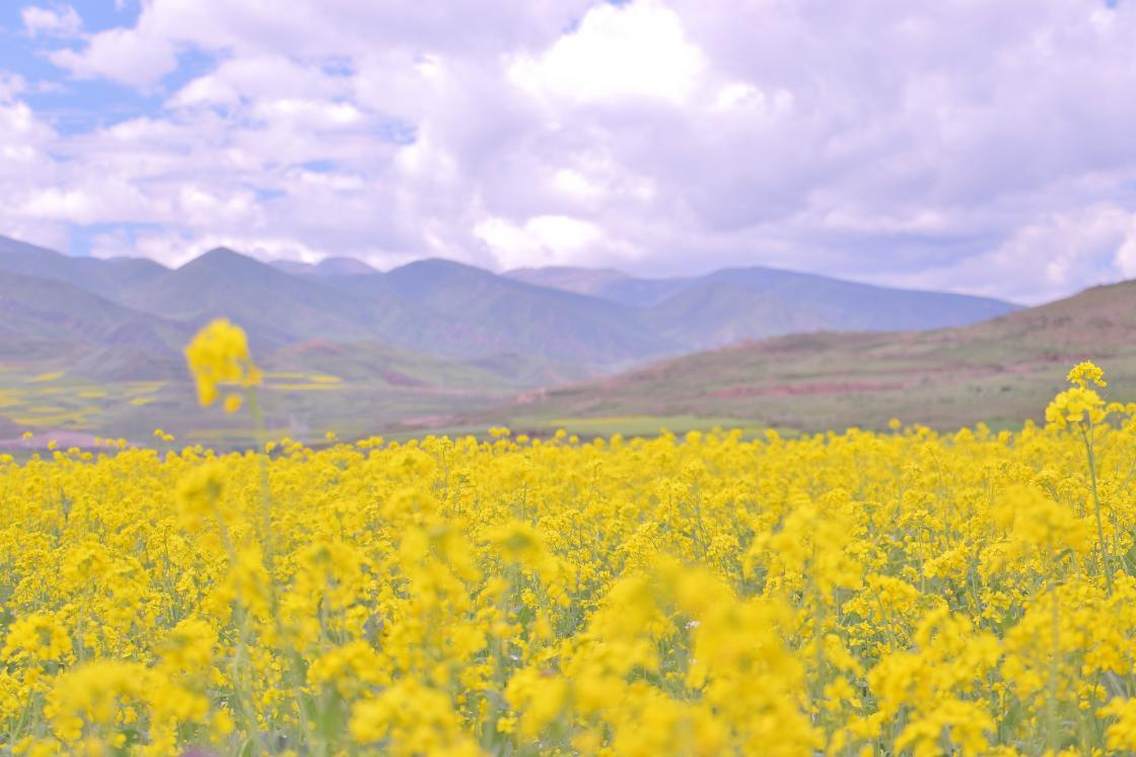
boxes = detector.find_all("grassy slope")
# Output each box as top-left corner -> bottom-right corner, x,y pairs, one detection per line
483,280 -> 1136,434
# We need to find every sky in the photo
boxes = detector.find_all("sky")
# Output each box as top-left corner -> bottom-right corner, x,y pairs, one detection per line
1,1 -> 1135,303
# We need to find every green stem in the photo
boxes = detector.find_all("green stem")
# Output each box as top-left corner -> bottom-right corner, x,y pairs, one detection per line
1080,423 -> 1113,595
1046,569 -> 1060,754
246,388 -> 319,752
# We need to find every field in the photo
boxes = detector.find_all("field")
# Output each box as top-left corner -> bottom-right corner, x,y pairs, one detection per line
0,359 -> 518,452
1,321 -> 1136,755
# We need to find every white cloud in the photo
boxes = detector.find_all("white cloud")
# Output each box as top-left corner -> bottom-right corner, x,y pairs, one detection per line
880,205 -> 1136,303
5,0 -> 1136,301
50,25 -> 178,87
168,55 -> 348,110
474,214 -> 636,269
553,168 -> 601,199
21,4 -> 82,37
509,0 -> 706,106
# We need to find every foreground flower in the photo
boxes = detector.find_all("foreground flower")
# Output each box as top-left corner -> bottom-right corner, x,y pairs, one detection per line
183,318 -> 261,410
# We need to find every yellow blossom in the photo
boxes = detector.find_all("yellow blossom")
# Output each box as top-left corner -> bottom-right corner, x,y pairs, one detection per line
183,318 -> 261,409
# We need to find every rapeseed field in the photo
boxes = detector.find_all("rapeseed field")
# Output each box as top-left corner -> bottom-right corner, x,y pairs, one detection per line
3,320 -> 1136,755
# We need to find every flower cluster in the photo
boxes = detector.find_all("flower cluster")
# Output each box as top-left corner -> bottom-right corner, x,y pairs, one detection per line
2,360 -> 1136,754
183,318 -> 262,412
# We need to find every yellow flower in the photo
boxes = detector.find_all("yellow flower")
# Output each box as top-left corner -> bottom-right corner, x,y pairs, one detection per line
175,461 -> 226,531
2,613 -> 72,664
1101,697 -> 1136,751
183,318 -> 261,410
1068,360 -> 1106,389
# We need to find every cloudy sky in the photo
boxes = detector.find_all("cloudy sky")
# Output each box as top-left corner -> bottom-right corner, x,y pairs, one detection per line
1,1 -> 1134,302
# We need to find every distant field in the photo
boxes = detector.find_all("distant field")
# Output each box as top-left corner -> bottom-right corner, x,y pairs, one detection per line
0,368 -> 515,450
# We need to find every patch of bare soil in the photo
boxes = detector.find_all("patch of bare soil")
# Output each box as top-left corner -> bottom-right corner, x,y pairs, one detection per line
708,380 -> 909,399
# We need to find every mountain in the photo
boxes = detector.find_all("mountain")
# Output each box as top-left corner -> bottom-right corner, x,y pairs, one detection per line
0,234 -> 168,300
315,256 -> 677,375
0,269 -> 189,377
114,251 -> 674,372
505,266 -> 691,306
117,248 -> 402,348
487,279 -> 1136,434
505,266 -> 632,296
271,257 -> 376,277
354,258 -> 672,365
642,267 -> 1017,350
0,238 -> 1024,379
510,263 -> 1019,348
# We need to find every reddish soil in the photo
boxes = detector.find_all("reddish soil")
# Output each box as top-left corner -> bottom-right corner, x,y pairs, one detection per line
709,380 -> 909,399
382,370 -> 426,388
0,430 -> 106,451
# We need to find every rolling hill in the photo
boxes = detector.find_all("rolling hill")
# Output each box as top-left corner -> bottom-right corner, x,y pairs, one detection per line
486,279 -> 1136,434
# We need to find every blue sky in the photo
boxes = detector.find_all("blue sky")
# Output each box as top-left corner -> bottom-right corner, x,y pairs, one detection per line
1,1 -> 1135,303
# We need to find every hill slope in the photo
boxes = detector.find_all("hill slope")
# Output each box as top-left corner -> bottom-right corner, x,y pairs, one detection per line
490,280 -> 1136,433
0,270 -> 189,376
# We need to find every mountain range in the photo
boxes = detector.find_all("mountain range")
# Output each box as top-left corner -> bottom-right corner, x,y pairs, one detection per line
1,234 -> 1017,382
0,233 -> 1033,443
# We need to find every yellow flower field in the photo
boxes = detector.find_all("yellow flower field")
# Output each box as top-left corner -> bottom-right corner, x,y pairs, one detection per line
3,323 -> 1136,755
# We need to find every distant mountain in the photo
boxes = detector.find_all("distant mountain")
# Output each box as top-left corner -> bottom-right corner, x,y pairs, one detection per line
505,266 -> 632,296
354,259 -> 674,366
271,257 -> 376,277
117,248 -> 395,347
0,236 -> 1022,373
642,267 -> 1017,350
0,235 -> 168,300
492,279 -> 1136,433
506,266 -> 691,307
510,263 -> 1019,348
0,268 -> 189,377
